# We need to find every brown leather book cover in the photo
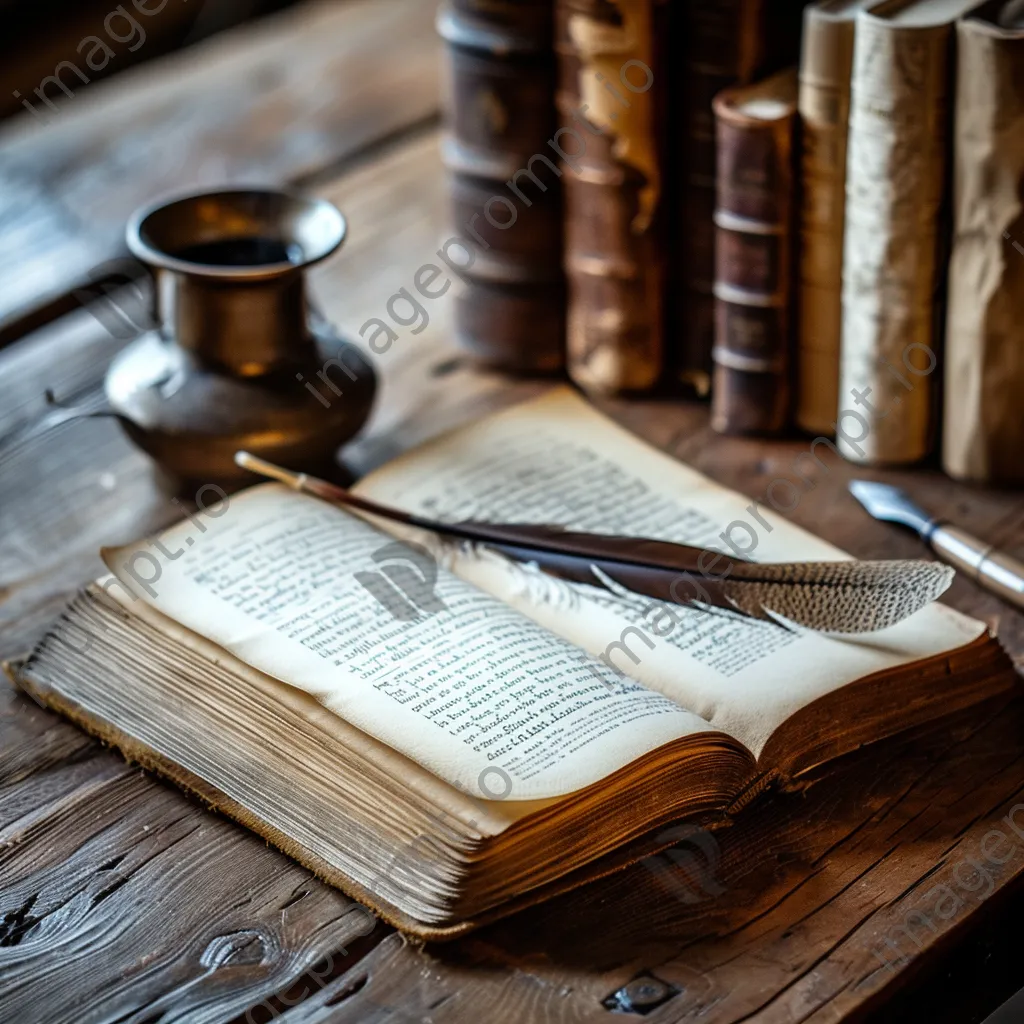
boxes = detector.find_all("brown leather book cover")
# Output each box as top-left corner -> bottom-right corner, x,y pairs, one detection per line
555,0 -> 807,396
555,0 -> 666,395
668,0 -> 808,397
438,1 -> 566,372
943,0 -> 1024,485
710,68 -> 799,436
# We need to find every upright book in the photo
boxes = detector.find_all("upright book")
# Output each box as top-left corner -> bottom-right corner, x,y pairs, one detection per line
11,391 -> 1014,938
438,0 -> 565,372
555,0 -> 665,394
670,0 -> 808,395
795,0 -> 875,435
839,0 -> 980,465
711,68 -> 799,435
943,0 -> 1024,485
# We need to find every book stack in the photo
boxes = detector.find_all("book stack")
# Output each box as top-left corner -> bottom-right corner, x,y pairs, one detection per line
439,0 -> 805,393
437,1 -> 1024,477
715,0 -> 1024,466
671,0 -> 808,397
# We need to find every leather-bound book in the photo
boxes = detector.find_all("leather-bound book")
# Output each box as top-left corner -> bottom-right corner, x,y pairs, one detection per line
555,0 -> 665,395
710,69 -> 799,436
838,0 -> 979,466
943,0 -> 1024,485
795,0 -> 875,435
669,0 -> 807,397
438,1 -> 565,373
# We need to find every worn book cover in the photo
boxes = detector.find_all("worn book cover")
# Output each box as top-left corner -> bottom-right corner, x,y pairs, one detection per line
438,0 -> 565,372
711,68 -> 799,435
795,0 -> 876,435
943,0 -> 1024,485
556,0 -> 665,394
839,0 -> 981,465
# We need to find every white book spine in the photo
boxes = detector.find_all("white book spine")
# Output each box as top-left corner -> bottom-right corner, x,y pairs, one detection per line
796,4 -> 862,435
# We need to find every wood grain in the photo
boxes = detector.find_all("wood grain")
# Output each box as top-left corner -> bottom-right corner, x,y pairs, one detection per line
0,0 -> 295,123
0,0 -> 440,343
0,749 -> 378,1024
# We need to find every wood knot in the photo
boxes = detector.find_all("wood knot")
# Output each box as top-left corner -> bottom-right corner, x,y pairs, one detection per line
200,928 -> 278,970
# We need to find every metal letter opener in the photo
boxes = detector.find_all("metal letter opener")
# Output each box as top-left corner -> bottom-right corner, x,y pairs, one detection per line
849,480 -> 1024,611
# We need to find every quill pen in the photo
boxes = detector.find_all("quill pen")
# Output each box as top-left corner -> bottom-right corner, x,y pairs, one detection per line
235,451 -> 953,634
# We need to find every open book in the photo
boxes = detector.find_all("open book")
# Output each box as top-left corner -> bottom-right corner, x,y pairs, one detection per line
11,390 -> 1015,937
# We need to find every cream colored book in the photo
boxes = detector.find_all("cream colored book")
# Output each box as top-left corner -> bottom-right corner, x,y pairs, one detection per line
11,390 -> 1014,938
839,0 -> 981,464
943,0 -> 1024,485
796,0 -> 876,435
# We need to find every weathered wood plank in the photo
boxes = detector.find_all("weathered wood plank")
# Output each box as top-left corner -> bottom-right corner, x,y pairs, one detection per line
0,752 -> 379,1024
0,35 -> 453,1024
0,0 -> 294,123
0,0 -> 440,341
0,124 -> 471,1024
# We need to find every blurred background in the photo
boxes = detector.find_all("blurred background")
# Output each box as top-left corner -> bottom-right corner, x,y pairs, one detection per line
0,0 -> 299,122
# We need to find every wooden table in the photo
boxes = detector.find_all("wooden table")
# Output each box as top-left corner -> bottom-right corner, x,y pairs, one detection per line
2,4 -> 1023,1021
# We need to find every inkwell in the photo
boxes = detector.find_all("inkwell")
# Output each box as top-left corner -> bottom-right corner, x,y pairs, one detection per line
103,188 -> 376,483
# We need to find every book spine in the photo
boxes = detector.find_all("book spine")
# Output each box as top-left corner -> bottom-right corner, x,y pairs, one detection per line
668,0 -> 806,397
795,5 -> 858,435
710,75 -> 798,436
438,1 -> 566,373
555,0 -> 665,395
943,8 -> 1024,485
669,0 -> 763,398
838,11 -> 956,465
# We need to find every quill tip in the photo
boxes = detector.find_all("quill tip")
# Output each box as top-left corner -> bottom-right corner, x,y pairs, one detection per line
933,561 -> 957,592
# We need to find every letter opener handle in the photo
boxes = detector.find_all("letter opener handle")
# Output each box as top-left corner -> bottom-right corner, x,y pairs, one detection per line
849,481 -> 1024,610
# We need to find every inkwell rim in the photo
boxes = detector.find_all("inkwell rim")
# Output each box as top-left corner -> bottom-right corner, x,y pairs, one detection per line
126,186 -> 347,283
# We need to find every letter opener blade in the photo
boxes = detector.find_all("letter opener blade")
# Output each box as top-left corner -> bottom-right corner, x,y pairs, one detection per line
849,480 -> 1024,610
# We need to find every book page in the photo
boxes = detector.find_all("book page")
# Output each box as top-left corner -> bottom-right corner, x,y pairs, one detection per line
97,587 -> 549,838
100,485 -> 715,801
354,388 -> 986,758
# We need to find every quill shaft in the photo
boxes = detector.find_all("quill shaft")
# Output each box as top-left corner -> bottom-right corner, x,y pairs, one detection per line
234,451 -> 954,633
234,452 -> 726,576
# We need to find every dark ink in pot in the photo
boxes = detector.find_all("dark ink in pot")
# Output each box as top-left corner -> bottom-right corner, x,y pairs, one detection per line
172,237 -> 302,267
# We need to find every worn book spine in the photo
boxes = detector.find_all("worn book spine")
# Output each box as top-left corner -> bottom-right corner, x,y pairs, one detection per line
710,70 -> 799,436
943,2 -> 1024,485
669,0 -> 807,397
555,0 -> 665,395
838,2 -> 962,465
795,0 -> 870,435
438,1 -> 565,372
